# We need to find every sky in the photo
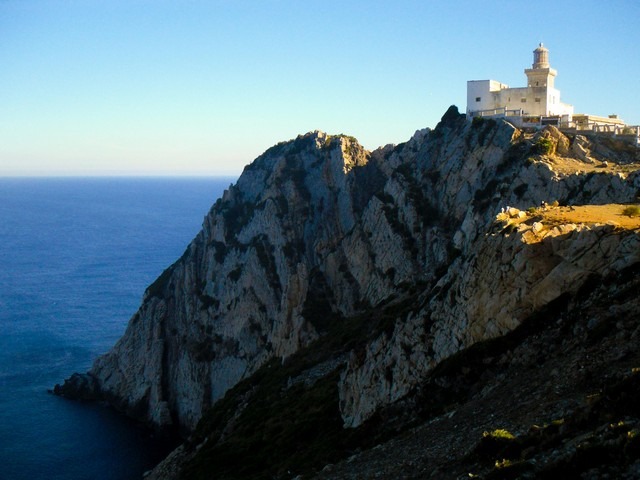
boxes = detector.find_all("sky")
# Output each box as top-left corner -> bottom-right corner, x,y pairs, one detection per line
1,0 -> 639,177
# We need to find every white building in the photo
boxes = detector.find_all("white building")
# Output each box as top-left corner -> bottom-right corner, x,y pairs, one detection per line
467,44 -> 574,124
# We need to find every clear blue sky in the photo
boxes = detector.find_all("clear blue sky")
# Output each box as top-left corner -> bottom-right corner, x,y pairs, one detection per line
1,0 -> 638,176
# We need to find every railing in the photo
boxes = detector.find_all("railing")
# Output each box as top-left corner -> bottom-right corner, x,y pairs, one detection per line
559,124 -> 640,146
562,123 -> 638,134
467,109 -> 640,146
471,107 -> 505,117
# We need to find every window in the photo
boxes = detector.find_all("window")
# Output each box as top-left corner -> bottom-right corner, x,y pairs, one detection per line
535,98 -> 541,103
521,98 -> 527,103
475,97 -> 481,102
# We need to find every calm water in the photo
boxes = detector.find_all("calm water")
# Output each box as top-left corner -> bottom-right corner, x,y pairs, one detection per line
0,177 -> 233,480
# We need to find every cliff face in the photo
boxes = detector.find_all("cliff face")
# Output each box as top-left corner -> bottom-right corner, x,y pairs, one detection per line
338,221 -> 640,427
85,131 -> 388,431
55,107 -> 640,451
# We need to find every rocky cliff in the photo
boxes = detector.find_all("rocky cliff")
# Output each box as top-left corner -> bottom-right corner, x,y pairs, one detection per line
55,107 -> 640,478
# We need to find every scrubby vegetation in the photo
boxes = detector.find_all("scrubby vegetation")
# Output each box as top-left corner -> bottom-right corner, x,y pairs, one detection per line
533,136 -> 554,155
467,370 -> 640,479
180,293 -> 425,479
177,261 -> 640,479
622,205 -> 640,217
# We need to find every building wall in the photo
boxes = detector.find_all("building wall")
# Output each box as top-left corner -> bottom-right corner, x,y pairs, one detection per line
466,46 -> 573,120
467,81 -> 573,117
525,67 -> 556,89
466,80 -> 508,114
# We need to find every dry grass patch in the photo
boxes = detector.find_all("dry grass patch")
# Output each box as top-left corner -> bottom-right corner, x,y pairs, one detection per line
540,204 -> 640,229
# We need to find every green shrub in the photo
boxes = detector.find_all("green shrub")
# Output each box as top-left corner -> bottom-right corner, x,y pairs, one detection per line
472,116 -> 485,128
485,429 -> 516,441
533,137 -> 554,155
475,429 -> 521,461
487,459 -> 532,479
622,205 -> 640,217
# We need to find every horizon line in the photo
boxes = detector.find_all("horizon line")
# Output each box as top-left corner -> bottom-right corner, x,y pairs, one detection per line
0,172 -> 242,179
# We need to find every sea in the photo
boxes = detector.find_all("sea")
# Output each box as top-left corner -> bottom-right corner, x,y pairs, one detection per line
0,177 -> 234,480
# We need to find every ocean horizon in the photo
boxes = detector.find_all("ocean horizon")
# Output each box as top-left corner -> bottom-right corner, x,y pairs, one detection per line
0,176 -> 234,479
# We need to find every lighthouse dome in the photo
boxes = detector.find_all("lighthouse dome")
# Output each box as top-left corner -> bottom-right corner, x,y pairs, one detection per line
533,43 -> 550,69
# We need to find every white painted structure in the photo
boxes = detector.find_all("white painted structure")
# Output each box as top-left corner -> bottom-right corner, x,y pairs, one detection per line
467,44 -> 574,122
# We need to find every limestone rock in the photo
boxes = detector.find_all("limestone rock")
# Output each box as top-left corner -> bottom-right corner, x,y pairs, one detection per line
55,110 -> 640,440
507,207 -> 520,218
338,223 -> 640,427
52,373 -> 100,401
572,135 -> 596,163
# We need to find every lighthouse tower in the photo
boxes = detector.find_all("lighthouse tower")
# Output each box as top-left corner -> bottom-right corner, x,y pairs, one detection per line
525,43 -> 557,89
466,43 -> 574,121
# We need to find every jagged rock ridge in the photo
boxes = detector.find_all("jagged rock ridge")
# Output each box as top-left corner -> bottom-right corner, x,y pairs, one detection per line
54,107 -> 640,478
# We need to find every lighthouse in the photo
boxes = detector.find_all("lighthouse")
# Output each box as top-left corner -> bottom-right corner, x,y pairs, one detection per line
466,44 -> 574,122
525,43 -> 557,89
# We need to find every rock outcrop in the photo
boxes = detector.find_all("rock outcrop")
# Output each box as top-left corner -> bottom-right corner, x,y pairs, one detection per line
55,107 -> 640,477
77,131 -> 387,432
338,221 -> 640,427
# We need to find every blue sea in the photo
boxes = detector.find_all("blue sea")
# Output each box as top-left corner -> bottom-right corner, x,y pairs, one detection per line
0,177 -> 233,480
